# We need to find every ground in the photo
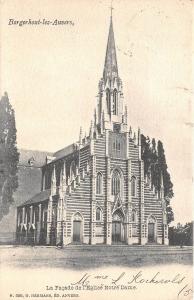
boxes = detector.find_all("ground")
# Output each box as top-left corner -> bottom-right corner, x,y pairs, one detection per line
0,245 -> 193,300
0,244 -> 192,270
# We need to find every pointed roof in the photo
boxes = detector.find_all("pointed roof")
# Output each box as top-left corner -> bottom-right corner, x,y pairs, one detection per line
18,189 -> 51,207
103,16 -> 118,81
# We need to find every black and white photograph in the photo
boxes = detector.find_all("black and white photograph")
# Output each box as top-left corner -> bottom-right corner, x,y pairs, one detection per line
0,0 -> 193,299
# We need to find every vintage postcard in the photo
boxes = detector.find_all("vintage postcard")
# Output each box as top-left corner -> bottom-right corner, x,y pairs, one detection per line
0,0 -> 193,300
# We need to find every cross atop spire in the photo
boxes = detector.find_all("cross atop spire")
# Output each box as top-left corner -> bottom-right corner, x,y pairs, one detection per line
103,10 -> 118,81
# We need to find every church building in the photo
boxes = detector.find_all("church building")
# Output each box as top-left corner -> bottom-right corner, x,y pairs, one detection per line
16,15 -> 169,246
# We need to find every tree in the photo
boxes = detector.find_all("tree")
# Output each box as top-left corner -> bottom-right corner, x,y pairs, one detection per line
141,134 -> 174,224
157,140 -> 174,199
150,138 -> 160,190
0,92 -> 19,221
157,140 -> 174,223
169,222 -> 193,246
141,135 -> 152,175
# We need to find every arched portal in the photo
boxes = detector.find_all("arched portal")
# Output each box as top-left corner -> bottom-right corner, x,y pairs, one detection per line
147,215 -> 157,243
72,212 -> 83,243
112,210 -> 124,244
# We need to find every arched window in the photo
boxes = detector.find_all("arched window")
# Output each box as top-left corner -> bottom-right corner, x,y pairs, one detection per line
34,206 -> 39,223
113,89 -> 118,115
106,89 -> 111,115
132,209 -> 137,222
96,207 -> 102,221
116,139 -> 121,151
131,176 -> 137,197
96,172 -> 103,195
111,169 -> 121,195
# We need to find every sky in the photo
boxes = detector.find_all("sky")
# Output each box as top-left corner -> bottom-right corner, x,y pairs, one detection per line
1,0 -> 193,224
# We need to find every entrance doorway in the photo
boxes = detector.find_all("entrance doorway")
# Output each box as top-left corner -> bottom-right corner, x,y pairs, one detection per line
73,220 -> 81,242
148,223 -> 155,243
112,210 -> 124,244
72,212 -> 83,243
112,221 -> 121,243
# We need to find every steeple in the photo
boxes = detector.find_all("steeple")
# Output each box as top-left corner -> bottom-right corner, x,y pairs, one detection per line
96,11 -> 127,133
103,15 -> 118,82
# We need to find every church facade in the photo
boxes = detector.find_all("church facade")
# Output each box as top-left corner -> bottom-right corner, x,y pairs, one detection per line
16,16 -> 169,246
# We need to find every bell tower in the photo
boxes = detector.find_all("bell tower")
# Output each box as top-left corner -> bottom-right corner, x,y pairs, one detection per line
96,13 -> 128,133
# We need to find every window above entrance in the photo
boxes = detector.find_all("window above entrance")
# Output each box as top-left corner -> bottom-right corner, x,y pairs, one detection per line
111,169 -> 121,196
113,123 -> 121,133
109,132 -> 126,159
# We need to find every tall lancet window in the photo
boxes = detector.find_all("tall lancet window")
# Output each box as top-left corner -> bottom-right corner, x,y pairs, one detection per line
111,169 -> 121,196
96,172 -> 103,195
113,89 -> 118,115
106,89 -> 111,115
131,176 -> 137,197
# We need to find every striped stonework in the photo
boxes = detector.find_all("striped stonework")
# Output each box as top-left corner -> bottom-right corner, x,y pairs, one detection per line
16,15 -> 169,247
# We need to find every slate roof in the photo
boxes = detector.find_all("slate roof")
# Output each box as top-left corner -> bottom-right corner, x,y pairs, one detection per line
19,149 -> 53,167
18,189 -> 50,207
53,143 -> 77,160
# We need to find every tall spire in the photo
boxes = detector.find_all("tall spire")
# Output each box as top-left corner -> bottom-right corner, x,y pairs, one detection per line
96,8 -> 126,132
103,14 -> 118,81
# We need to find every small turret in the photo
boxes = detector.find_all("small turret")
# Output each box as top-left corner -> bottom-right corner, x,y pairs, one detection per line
89,120 -> 94,139
67,176 -> 71,195
129,126 -> 132,138
94,109 -> 97,128
138,128 -> 141,146
79,126 -> 83,146
124,105 -> 128,124
133,132 -> 136,144
102,110 -> 105,132
51,165 -> 57,196
62,162 -> 66,190
138,127 -> 141,159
